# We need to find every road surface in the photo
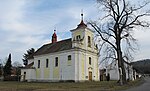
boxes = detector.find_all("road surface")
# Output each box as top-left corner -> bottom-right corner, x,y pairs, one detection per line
123,77 -> 150,91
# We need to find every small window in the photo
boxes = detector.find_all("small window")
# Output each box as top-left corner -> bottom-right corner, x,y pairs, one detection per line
88,36 -> 91,47
76,35 -> 81,41
38,60 -> 40,68
67,55 -> 72,66
68,55 -> 71,61
46,59 -> 49,68
55,57 -> 58,67
89,57 -> 91,65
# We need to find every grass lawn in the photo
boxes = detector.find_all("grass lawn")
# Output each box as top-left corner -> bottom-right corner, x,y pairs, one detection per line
0,79 -> 142,91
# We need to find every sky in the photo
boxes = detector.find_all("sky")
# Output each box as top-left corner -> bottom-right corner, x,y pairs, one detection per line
0,0 -> 150,65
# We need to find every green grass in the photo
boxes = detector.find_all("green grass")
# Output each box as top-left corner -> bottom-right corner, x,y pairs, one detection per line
0,79 -> 143,91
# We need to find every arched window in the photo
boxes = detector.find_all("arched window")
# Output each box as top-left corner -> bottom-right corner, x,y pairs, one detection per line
76,35 -> 81,41
68,55 -> 71,61
55,57 -> 58,67
88,36 -> 91,47
89,57 -> 91,65
68,55 -> 72,66
38,60 -> 40,68
46,59 -> 49,68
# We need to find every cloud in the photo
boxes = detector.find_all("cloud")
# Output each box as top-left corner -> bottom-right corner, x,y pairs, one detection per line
0,0 -> 98,64
1,0 -> 149,65
0,0 -> 49,63
133,27 -> 150,60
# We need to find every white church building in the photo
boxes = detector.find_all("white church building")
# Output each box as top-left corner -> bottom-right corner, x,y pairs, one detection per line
21,13 -> 99,82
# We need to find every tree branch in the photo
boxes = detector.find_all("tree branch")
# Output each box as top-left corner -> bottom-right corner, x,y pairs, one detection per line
89,22 -> 117,50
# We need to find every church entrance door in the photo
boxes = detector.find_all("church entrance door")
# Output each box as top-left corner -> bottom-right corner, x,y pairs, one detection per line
89,71 -> 92,81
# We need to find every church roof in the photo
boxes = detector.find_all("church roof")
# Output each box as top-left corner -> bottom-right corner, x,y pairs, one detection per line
26,62 -> 34,68
34,38 -> 72,56
77,20 -> 87,29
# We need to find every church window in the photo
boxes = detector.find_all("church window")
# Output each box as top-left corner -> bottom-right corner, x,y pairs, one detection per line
67,55 -> 71,66
76,35 -> 81,41
46,59 -> 49,68
68,55 -> 71,60
89,57 -> 91,65
38,60 -> 40,68
55,57 -> 58,67
88,36 -> 91,47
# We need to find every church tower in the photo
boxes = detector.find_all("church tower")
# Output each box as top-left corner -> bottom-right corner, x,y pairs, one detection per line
52,30 -> 57,43
70,12 -> 99,81
70,12 -> 97,52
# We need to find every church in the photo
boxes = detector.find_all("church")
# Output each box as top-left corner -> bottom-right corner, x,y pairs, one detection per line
21,13 -> 99,82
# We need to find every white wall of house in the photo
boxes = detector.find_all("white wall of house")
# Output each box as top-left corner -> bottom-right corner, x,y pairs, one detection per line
21,68 -> 36,82
33,50 -> 75,81
109,69 -> 119,80
106,60 -> 136,81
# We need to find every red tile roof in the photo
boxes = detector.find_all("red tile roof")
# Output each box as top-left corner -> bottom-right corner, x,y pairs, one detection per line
34,38 -> 72,56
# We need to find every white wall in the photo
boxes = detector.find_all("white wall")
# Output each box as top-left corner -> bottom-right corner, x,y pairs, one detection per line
109,69 -> 119,80
21,69 -> 36,82
76,50 -> 99,81
28,49 -> 99,82
33,50 -> 76,81
107,61 -> 135,81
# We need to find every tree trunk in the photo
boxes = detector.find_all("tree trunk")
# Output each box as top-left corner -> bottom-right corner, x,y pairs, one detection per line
116,31 -> 126,85
119,51 -> 126,84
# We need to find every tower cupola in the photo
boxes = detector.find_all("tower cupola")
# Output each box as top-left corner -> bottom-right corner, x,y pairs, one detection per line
77,12 -> 87,28
52,30 -> 57,43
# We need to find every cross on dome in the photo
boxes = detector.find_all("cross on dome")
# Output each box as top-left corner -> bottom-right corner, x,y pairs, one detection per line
77,10 -> 87,28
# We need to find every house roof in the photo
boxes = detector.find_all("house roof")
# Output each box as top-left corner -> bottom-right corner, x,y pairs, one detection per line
34,38 -> 72,56
26,62 -> 34,68
20,62 -> 35,69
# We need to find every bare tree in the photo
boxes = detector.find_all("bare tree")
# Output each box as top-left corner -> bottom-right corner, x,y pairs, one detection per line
89,0 -> 150,84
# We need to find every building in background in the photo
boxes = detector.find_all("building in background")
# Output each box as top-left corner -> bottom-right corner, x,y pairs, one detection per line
105,60 -> 137,81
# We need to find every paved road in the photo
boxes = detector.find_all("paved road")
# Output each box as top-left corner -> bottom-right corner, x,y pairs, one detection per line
123,77 -> 150,91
